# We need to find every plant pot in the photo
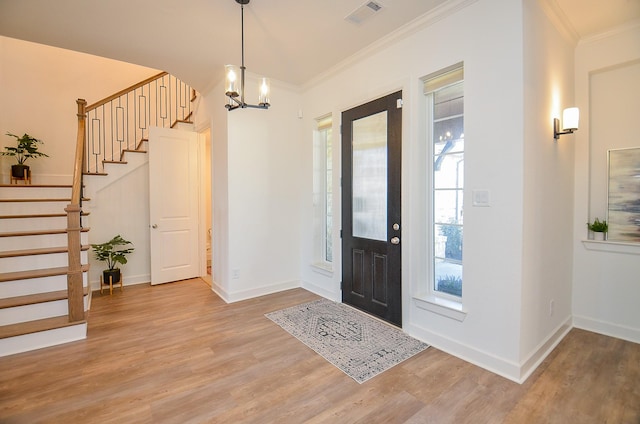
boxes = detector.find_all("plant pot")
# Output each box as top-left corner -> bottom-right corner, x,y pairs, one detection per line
102,268 -> 121,285
11,164 -> 29,179
593,231 -> 606,241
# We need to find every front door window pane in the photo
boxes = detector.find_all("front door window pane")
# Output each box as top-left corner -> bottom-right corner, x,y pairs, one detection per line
352,111 -> 387,241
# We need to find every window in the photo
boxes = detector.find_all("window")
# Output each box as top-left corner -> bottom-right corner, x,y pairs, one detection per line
313,115 -> 333,268
425,66 -> 464,299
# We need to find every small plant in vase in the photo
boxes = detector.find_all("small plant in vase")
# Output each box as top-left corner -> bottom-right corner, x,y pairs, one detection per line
1,132 -> 49,180
91,235 -> 134,286
587,218 -> 608,240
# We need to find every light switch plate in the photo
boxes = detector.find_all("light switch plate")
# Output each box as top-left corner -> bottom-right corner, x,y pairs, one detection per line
472,189 -> 490,207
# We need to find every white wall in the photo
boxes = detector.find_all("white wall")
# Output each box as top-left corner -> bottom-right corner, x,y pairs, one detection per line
199,76 -> 304,302
84,157 -> 151,288
518,0 -> 576,380
300,0 -> 532,381
0,36 -> 158,184
572,24 -> 640,343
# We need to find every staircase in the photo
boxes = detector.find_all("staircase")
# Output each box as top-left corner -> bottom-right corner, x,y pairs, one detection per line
0,72 -> 196,357
0,184 -> 89,357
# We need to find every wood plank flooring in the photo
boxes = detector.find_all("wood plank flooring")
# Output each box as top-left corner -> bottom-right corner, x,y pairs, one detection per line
0,279 -> 638,423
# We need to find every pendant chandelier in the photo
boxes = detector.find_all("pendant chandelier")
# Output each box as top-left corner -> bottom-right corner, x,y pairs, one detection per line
224,0 -> 270,111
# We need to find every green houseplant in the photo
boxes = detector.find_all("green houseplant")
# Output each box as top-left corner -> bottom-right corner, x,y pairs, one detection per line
587,218 -> 608,240
91,235 -> 134,284
1,132 -> 49,179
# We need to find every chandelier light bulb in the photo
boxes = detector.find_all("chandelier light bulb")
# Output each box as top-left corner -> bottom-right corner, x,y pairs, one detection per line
259,78 -> 271,106
225,65 -> 240,98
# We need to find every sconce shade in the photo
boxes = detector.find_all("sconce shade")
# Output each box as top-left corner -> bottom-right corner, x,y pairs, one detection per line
225,65 -> 241,98
554,106 -> 580,140
562,107 -> 579,131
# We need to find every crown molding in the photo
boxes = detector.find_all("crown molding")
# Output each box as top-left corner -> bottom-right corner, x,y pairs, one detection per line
301,0 -> 478,92
538,0 -> 580,46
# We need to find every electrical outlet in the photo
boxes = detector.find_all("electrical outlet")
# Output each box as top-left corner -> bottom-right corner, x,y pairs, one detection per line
549,299 -> 555,317
232,269 -> 240,279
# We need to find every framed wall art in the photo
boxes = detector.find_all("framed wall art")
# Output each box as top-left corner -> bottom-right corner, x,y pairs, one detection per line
607,147 -> 640,242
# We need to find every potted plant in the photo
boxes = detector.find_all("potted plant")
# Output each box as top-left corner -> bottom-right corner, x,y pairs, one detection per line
587,218 -> 608,241
1,132 -> 49,179
91,235 -> 135,285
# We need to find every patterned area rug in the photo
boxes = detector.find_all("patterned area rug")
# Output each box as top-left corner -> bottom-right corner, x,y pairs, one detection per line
265,298 -> 429,384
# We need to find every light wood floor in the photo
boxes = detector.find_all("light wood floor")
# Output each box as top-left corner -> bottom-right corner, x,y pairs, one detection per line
1,279 -> 638,423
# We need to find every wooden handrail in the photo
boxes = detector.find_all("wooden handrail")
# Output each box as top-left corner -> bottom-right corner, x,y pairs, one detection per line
86,71 -> 168,112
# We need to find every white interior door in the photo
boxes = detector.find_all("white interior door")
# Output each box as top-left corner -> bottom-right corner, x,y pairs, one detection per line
149,126 -> 199,285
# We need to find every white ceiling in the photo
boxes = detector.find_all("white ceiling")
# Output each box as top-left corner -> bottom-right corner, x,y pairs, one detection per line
0,0 -> 638,92
556,0 -> 640,38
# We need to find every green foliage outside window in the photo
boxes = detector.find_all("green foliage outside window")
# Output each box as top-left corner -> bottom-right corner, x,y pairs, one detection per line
440,224 -> 462,261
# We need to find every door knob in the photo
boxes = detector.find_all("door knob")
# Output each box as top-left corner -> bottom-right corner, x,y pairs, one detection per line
152,224 -> 158,229
391,236 -> 400,245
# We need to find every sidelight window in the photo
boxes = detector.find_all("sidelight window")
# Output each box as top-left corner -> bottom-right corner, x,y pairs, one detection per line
313,115 -> 333,267
425,66 -> 464,299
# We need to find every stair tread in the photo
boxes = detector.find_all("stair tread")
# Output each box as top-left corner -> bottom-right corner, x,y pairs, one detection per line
0,287 -> 89,309
0,227 -> 90,238
0,264 -> 90,283
0,184 -> 72,188
0,198 -> 90,202
0,245 -> 90,258
0,212 -> 90,219
0,315 -> 86,339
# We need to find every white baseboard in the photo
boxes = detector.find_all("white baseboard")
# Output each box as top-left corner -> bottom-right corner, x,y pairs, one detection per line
408,316 -> 574,384
573,314 -> 640,344
209,279 -> 229,303
90,273 -> 150,292
301,279 -> 340,302
213,279 -> 301,303
519,316 -> 572,382
406,322 -> 522,383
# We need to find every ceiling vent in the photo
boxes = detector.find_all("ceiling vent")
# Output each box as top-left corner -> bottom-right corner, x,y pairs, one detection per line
345,1 -> 384,24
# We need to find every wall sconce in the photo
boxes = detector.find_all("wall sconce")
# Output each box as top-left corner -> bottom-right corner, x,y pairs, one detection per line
554,107 -> 579,140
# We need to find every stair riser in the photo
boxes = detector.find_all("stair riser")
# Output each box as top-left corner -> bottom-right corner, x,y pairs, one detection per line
0,201 -> 73,215
0,296 -> 89,326
0,187 -> 72,198
0,251 -> 88,273
0,216 -> 68,232
0,273 -> 88,297
0,216 -> 90,232
0,232 -> 89,251
0,322 -> 87,358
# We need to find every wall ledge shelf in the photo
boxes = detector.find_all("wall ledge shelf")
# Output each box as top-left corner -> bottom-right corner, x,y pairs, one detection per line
413,294 -> 467,322
582,239 -> 640,255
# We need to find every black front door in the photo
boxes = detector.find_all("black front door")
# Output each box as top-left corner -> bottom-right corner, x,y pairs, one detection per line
342,91 -> 402,326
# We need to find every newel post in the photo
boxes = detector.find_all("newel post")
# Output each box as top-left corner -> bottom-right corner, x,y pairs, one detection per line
66,99 -> 87,322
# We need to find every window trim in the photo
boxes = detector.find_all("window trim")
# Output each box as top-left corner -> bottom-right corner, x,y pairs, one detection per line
312,114 -> 333,270
425,65 -> 464,303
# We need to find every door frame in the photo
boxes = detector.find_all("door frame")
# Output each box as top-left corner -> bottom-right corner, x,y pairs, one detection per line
341,90 -> 403,326
197,125 -> 213,285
